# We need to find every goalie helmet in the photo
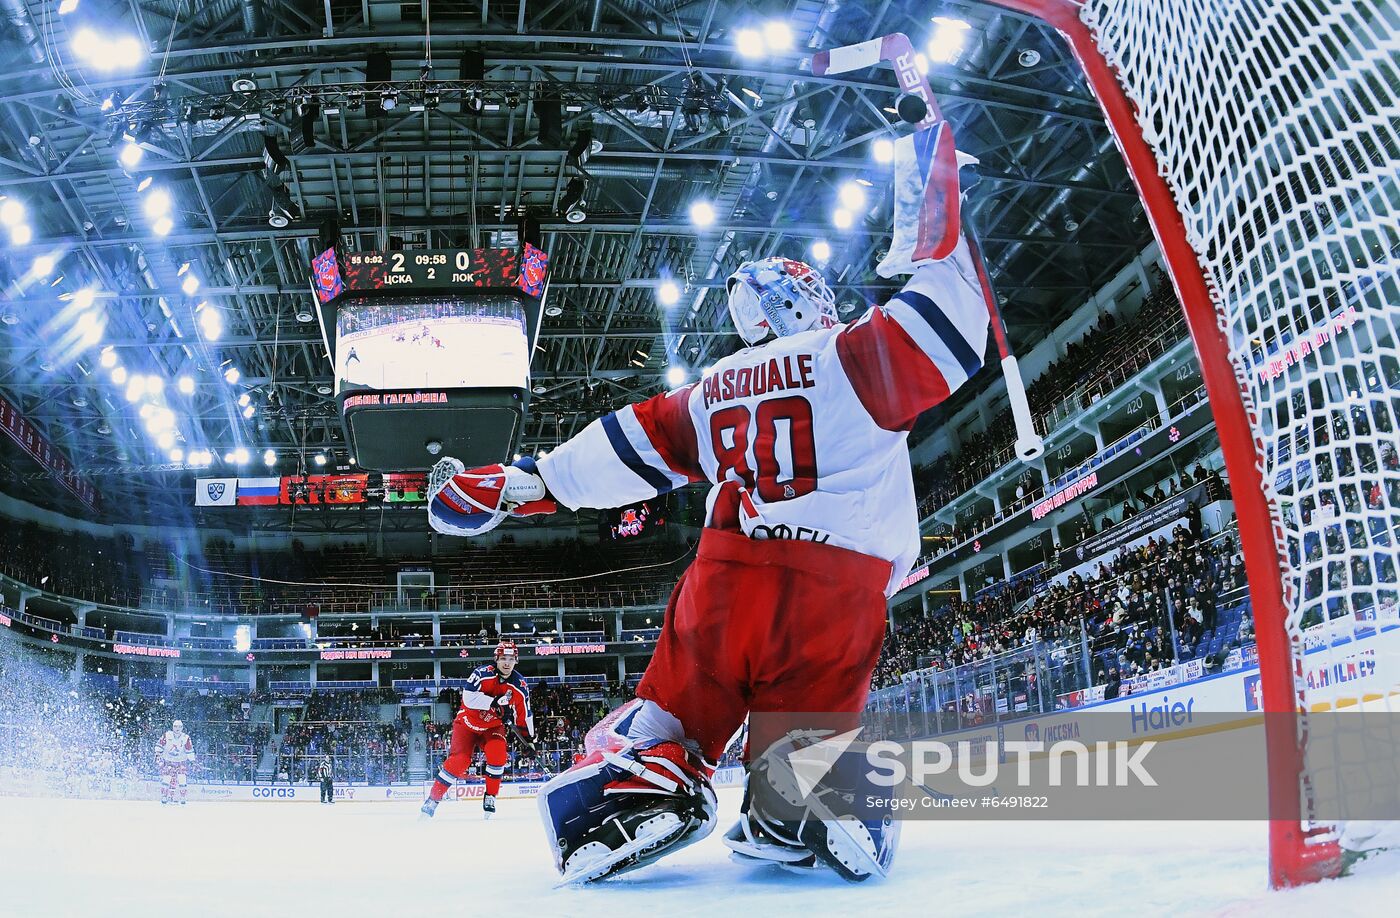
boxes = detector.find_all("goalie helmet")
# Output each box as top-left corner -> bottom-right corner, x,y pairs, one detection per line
726,257 -> 838,346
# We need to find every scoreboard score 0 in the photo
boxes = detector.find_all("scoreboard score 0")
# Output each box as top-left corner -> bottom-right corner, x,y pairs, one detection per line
312,246 -> 549,302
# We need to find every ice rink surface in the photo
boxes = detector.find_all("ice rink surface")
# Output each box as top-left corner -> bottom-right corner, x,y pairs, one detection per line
2,788 -> 1396,918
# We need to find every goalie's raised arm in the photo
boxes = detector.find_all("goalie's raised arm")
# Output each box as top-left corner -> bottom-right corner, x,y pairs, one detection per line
535,385 -> 705,512
427,458 -> 557,537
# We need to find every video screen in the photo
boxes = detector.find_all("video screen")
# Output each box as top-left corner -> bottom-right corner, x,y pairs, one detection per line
601,500 -> 666,541
335,294 -> 529,394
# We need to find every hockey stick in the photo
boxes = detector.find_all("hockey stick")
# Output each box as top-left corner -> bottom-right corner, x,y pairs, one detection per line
814,33 -> 1045,462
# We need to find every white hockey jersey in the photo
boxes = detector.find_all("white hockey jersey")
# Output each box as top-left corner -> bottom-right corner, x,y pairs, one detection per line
155,730 -> 194,764
537,239 -> 990,595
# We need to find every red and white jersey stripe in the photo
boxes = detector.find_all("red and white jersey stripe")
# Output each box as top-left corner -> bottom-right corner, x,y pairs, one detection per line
536,241 -> 988,595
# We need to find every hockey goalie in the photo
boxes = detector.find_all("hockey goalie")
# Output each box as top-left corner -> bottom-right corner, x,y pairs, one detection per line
427,136 -> 987,883
155,720 -> 195,806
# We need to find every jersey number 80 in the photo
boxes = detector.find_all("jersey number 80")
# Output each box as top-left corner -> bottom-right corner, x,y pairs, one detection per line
708,395 -> 818,502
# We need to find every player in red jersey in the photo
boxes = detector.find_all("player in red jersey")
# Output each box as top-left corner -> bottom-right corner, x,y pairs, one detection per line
420,641 -> 534,819
155,720 -> 194,806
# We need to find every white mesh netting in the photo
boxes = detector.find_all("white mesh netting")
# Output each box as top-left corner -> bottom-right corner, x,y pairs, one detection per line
1077,0 -> 1399,848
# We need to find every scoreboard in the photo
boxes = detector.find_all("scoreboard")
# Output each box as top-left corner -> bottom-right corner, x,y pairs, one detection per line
312,247 -> 549,301
310,245 -> 551,472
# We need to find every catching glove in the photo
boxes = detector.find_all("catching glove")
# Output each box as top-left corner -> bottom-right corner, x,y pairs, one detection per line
428,458 -> 556,537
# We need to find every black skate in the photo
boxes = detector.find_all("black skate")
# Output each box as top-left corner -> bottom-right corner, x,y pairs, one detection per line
483,794 -> 496,819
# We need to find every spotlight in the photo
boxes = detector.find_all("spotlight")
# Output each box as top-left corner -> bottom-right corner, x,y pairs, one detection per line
238,393 -> 251,407
9,224 -> 32,246
119,142 -> 143,168
143,188 -> 171,219
224,366 -> 241,384
314,453 -> 327,466
137,176 -> 153,192
233,447 -> 250,464
810,240 -> 831,262
111,365 -> 127,384
688,200 -> 716,228
762,21 -> 794,52
242,404 -> 255,419
169,447 -> 184,463
0,198 -> 24,226
178,375 -> 195,394
735,28 -> 763,58
928,16 -> 972,64
560,177 -> 588,223
72,287 -> 96,309
838,181 -> 867,210
100,348 -> 117,368
157,431 -> 175,450
666,366 -> 687,387
832,208 -> 853,229
30,254 -> 56,277
872,137 -> 895,163
152,216 -> 173,236
380,89 -> 398,111
657,280 -> 680,307
263,449 -> 276,466
181,275 -> 200,295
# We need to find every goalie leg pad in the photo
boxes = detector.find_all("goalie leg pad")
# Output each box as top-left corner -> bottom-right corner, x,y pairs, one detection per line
540,701 -> 717,883
749,731 -> 901,883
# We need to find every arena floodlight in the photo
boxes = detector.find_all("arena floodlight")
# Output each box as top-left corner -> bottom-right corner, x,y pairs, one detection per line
314,453 -> 327,466
111,365 -> 128,385
832,207 -> 853,229
657,280 -> 681,307
9,223 -> 32,245
735,28 -> 763,58
143,188 -> 171,219
223,366 -> 240,384
838,180 -> 868,210
0,198 -> 23,226
58,0 -> 80,14
232,447 -> 250,464
688,199 -> 716,228
168,447 -> 184,463
234,625 -> 252,652
100,348 -> 117,369
180,274 -> 199,295
810,239 -> 832,262
262,449 -> 276,467
666,366 -> 687,387
30,254 -> 56,277
156,430 -> 175,450
177,375 -> 195,394
237,392 -> 251,407
146,376 -> 164,396
152,215 -> 173,236
119,142 -> 143,169
872,137 -> 895,163
763,20 -> 794,52
927,17 -> 971,64
137,176 -> 153,192
242,404 -> 255,419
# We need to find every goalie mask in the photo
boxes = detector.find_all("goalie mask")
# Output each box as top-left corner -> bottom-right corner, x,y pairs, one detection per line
726,257 -> 838,346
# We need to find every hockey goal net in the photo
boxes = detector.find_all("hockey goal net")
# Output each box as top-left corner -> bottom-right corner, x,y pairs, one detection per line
993,0 -> 1399,889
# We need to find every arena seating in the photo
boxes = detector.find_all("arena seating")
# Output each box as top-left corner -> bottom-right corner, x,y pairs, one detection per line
873,519 -> 1249,696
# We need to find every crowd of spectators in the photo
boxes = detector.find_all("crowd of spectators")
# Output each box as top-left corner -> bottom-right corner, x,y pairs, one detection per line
277,690 -> 409,784
870,514 -> 1249,701
914,270 -> 1187,517
0,523 -> 145,607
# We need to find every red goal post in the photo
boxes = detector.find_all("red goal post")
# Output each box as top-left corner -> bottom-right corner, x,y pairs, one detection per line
987,0 -> 1398,888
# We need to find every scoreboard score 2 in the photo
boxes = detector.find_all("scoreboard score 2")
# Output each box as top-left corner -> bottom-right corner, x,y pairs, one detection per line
313,246 -> 549,302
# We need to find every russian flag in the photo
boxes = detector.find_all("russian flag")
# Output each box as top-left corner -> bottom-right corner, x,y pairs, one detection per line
236,477 -> 282,506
